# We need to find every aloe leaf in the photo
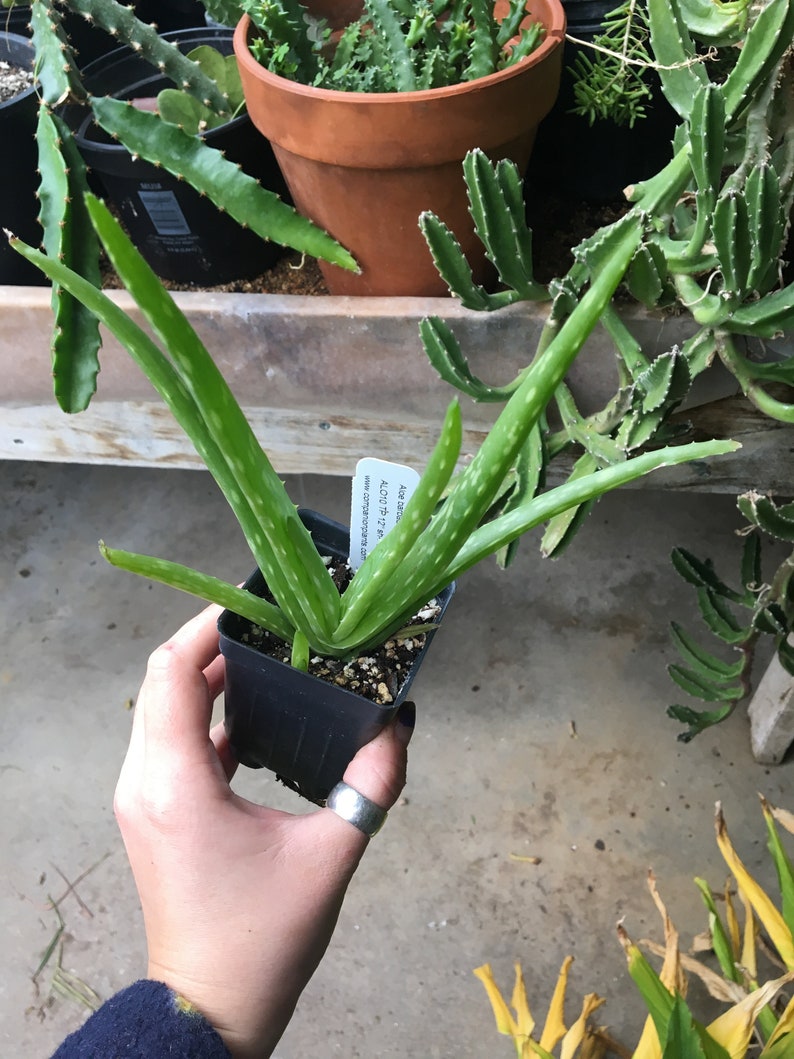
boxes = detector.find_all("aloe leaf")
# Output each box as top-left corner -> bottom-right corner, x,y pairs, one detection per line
90,97 -> 358,272
669,622 -> 745,681
539,453 -> 600,559
366,217 -> 645,633
100,544 -> 298,643
495,422 -> 546,568
11,214 -> 338,649
344,440 -> 741,648
334,401 -> 462,642
82,195 -> 341,643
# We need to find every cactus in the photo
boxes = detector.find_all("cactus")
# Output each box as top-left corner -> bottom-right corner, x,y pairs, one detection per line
414,0 -> 794,735
26,0 -> 359,413
244,0 -> 547,91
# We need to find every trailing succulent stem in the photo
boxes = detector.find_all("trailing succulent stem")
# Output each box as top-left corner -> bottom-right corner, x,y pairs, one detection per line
25,0 -> 357,413
12,200 -> 733,664
667,497 -> 794,740
416,0 -> 794,730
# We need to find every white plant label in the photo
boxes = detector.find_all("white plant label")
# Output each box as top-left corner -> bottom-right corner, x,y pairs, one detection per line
349,457 -> 420,571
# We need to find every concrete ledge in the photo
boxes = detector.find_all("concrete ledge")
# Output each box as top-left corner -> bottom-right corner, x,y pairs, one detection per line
2,284 -> 789,492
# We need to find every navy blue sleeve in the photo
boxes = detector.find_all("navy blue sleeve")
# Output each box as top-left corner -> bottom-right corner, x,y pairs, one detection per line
51,979 -> 233,1058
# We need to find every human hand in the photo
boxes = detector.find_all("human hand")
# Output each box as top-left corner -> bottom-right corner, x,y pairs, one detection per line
114,604 -> 415,1058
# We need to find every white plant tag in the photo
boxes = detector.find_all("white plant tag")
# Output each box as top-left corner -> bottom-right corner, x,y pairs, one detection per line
349,457 -> 420,571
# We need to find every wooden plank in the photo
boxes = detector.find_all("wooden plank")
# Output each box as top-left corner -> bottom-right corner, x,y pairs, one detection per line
4,285 -> 791,493
3,392 -> 791,492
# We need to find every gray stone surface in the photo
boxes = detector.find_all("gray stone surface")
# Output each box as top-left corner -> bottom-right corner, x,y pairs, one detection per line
1,462 -> 792,1057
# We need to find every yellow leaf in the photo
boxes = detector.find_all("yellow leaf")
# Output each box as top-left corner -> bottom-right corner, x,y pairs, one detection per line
512,962 -> 537,1040
707,971 -> 794,1057
647,872 -> 686,995
474,963 -> 521,1040
715,803 -> 794,969
560,993 -> 606,1059
725,880 -> 741,959
768,801 -> 794,837
539,956 -> 573,1052
738,889 -> 757,983
764,989 -> 794,1050
633,1018 -> 662,1059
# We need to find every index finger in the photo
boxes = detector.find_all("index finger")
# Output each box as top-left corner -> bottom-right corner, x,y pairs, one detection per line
127,603 -> 225,770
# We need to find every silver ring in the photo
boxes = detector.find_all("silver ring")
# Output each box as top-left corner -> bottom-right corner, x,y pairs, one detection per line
326,781 -> 388,838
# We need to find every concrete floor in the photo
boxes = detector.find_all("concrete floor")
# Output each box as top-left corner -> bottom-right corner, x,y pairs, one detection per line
2,460 -> 792,1057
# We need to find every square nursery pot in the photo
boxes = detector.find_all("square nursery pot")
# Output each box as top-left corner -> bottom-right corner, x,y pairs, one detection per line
218,510 -> 455,804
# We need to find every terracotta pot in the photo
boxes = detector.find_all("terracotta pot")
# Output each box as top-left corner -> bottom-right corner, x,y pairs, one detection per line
234,1 -> 566,296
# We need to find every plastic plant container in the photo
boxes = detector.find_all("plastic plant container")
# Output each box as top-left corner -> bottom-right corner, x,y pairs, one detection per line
218,510 -> 456,804
0,32 -> 47,285
61,27 -> 288,284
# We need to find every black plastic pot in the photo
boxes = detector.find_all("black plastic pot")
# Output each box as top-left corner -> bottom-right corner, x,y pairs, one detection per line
218,510 -> 456,805
0,31 -> 47,285
529,0 -> 677,203
2,5 -> 128,66
135,0 -> 207,32
62,27 -> 288,284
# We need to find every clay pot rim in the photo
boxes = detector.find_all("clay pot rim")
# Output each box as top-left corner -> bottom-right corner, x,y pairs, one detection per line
233,2 -> 566,107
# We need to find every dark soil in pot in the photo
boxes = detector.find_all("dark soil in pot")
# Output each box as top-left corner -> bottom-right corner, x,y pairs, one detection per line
0,54 -> 33,101
98,190 -> 627,295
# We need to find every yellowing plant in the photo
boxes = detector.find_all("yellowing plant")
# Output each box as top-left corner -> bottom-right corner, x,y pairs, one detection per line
477,800 -> 794,1057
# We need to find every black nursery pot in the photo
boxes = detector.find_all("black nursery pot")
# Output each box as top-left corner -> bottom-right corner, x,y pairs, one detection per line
62,27 -> 288,284
529,0 -> 678,203
218,511 -> 456,805
0,31 -> 47,286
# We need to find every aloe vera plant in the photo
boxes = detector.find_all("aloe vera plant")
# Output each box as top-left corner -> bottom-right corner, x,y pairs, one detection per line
11,195 -> 733,668
21,0 -> 358,414
243,0 -> 545,91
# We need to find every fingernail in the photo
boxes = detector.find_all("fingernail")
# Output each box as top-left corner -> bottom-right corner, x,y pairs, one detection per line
395,700 -> 416,746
